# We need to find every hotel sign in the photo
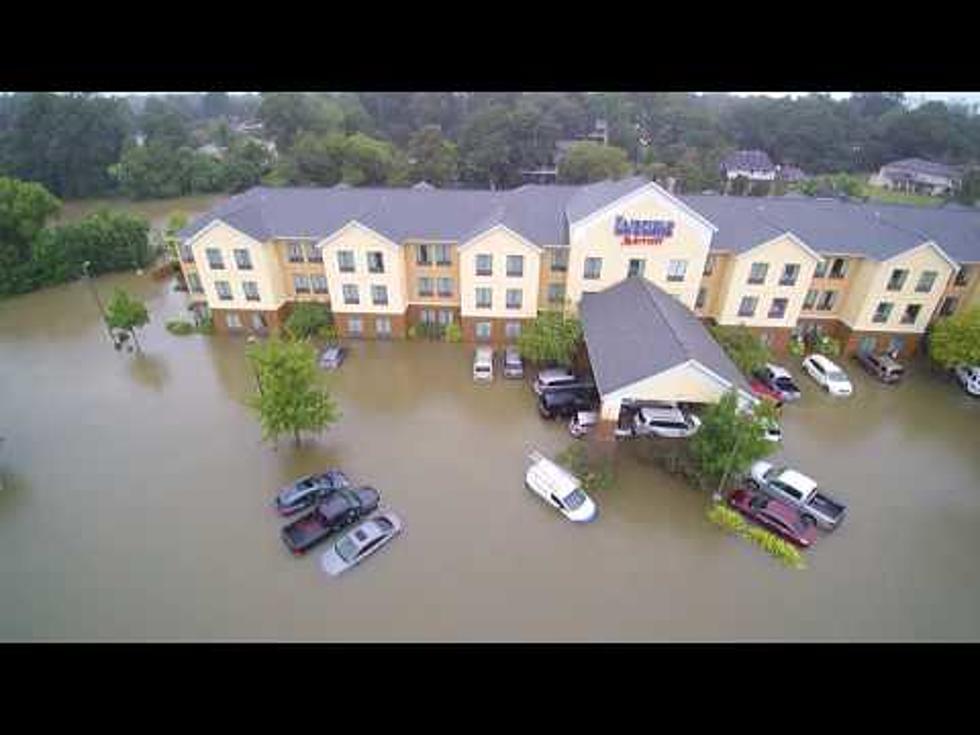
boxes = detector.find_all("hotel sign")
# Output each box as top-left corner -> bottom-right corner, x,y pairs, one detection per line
614,215 -> 675,245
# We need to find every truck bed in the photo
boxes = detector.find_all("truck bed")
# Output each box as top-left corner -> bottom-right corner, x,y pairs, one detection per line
281,512 -> 334,554
808,491 -> 846,524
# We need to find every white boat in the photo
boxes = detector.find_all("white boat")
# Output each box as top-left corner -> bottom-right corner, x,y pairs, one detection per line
525,449 -> 597,523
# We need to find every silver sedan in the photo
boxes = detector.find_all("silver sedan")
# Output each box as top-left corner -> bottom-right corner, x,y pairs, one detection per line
320,512 -> 403,576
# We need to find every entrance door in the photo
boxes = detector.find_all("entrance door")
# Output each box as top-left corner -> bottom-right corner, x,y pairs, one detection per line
628,259 -> 645,278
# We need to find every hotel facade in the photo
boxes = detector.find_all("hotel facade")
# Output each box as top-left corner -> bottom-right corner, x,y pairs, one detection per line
178,178 -> 980,359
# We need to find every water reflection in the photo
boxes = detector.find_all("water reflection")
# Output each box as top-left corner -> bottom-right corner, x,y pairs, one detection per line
127,353 -> 171,392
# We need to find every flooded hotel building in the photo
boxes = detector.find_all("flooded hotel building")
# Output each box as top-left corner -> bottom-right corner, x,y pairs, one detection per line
178,178 -> 980,358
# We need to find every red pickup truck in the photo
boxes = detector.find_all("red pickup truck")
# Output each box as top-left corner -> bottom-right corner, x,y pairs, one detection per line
280,486 -> 381,556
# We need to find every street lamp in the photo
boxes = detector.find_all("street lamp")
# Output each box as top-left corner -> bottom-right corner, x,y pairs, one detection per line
82,261 -> 114,345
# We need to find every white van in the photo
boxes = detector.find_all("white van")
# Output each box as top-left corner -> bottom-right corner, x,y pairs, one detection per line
525,450 -> 597,523
473,346 -> 494,382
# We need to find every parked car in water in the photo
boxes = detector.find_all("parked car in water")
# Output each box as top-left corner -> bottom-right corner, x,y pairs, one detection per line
319,345 -> 346,370
473,346 -> 494,382
320,512 -> 403,576
538,387 -> 598,419
748,461 -> 846,531
274,469 -> 352,515
280,486 -> 381,556
525,450 -> 597,523
748,378 -> 785,406
856,350 -> 904,384
568,410 -> 598,438
632,403 -> 701,438
503,347 -> 524,379
532,368 -> 578,395
802,354 -> 853,396
760,417 -> 782,443
752,363 -> 802,402
728,488 -> 819,548
953,365 -> 980,396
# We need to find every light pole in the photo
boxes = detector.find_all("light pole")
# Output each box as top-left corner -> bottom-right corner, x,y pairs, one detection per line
82,261 -> 114,344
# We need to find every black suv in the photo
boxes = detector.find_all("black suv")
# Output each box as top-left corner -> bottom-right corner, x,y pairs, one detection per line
538,388 -> 598,419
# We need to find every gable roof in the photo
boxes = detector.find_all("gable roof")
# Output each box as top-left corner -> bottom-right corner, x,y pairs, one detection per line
881,158 -> 961,180
579,277 -> 751,397
721,150 -> 775,173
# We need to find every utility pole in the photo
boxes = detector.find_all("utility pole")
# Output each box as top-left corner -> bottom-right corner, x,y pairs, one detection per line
82,261 -> 114,345
713,427 -> 744,504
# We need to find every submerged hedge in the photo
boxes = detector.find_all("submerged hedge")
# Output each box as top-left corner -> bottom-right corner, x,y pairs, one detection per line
707,502 -> 806,570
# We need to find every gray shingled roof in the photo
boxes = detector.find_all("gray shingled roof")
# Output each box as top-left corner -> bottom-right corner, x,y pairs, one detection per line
580,278 -> 751,397
721,150 -> 775,173
881,158 -> 960,180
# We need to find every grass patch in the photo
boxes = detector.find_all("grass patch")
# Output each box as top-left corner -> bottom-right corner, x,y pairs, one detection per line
707,502 -> 806,570
165,319 -> 194,336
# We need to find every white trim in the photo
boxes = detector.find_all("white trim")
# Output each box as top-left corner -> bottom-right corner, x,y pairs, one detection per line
457,223 -> 543,253
183,218 -> 265,248
316,220 -> 400,250
737,232 -> 823,263
569,180 -> 719,235
883,239 -> 960,272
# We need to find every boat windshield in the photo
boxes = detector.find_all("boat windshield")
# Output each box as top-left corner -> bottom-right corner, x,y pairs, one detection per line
563,488 -> 587,511
336,536 -> 360,563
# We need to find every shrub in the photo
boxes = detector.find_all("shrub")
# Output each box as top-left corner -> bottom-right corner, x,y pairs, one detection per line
556,443 -> 614,494
285,303 -> 334,342
196,315 -> 215,335
517,311 -> 583,366
707,503 -> 806,570
407,325 -> 418,340
813,334 -> 841,357
166,319 -> 194,336
709,324 -> 771,375
443,322 -> 462,343
788,336 -> 805,357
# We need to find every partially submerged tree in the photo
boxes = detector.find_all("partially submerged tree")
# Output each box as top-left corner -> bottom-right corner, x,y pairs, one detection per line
709,324 -> 771,375
105,288 -> 150,352
284,302 -> 336,342
517,311 -> 583,367
246,339 -> 341,447
928,306 -> 980,368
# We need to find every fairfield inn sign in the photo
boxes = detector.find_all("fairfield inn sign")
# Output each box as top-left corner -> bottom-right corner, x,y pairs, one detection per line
614,216 -> 675,245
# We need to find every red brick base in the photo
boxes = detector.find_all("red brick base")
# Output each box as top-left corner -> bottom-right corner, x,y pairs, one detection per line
211,306 -> 285,335
335,312 -> 407,340
460,316 -> 530,344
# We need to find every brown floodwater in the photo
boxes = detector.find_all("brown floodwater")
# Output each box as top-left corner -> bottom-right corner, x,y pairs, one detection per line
1,273 -> 979,641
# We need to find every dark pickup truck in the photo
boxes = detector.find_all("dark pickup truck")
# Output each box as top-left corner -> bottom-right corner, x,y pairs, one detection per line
280,486 -> 381,556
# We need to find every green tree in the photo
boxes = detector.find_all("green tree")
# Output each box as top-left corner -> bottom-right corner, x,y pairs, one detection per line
140,97 -> 193,149
459,105 -> 520,188
688,390 -> 778,492
709,324 -> 771,375
246,339 -> 341,447
557,142 -> 631,183
929,307 -> 980,368
517,311 -> 583,367
406,125 -> 459,185
257,93 -> 345,151
281,131 -> 347,185
222,138 -> 273,192
0,176 -> 61,295
284,302 -> 336,342
341,133 -> 396,186
954,168 -> 980,206
105,288 -> 150,352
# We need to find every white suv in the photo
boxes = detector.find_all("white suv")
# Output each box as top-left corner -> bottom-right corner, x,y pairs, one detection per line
954,365 -> 980,396
802,354 -> 853,396
473,347 -> 494,382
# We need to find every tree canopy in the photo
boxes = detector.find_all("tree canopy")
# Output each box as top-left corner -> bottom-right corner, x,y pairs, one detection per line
928,307 -> 980,368
558,142 -> 631,183
105,288 -> 150,352
516,311 -> 583,367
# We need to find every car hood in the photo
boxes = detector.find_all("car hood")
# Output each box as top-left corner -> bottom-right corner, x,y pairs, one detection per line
354,487 -> 380,509
565,496 -> 598,523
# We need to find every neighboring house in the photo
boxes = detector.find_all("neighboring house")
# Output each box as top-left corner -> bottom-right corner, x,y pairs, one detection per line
521,119 -> 610,185
869,158 -> 962,196
720,150 -> 777,182
777,165 -> 806,183
197,143 -> 226,159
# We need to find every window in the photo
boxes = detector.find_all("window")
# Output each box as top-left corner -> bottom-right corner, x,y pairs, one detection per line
347,317 -> 362,336
747,262 -> 769,285
814,259 -> 828,278
437,277 -> 453,297
343,284 -> 359,305
505,321 -> 522,339
337,250 -> 355,273
287,242 -> 304,263
550,249 -> 568,272
371,285 -> 388,306
816,290 -> 837,311
437,310 -> 453,326
758,332 -> 772,347
180,244 -> 194,263
293,274 -> 310,294
367,251 -> 384,274
803,289 -> 818,310
506,289 -> 522,310
872,301 -> 893,323
476,254 -> 492,276
888,336 -> 905,354
695,287 -> 707,309
242,281 -> 260,302
547,283 -> 565,305
887,268 -> 908,291
305,242 -> 322,263
417,244 -> 432,266
233,248 -> 252,270
939,296 -> 959,316
311,274 -> 328,294
954,266 -> 971,287
666,259 -> 687,282
375,318 -> 391,338
206,248 -> 224,270
628,259 -> 645,278
780,263 -> 800,286
418,277 -> 434,297
187,272 -> 203,293
420,309 -> 434,324
828,258 -> 847,279
737,296 -> 758,317
506,255 -> 524,277
475,322 -> 492,340
858,336 -> 877,354
215,280 -> 232,301
475,287 -> 492,309
583,257 -> 602,280
434,244 -> 451,266
915,270 -> 938,293
768,297 -> 789,319
225,312 -> 242,330
900,304 -> 921,325
252,313 -> 267,331
703,255 -> 716,276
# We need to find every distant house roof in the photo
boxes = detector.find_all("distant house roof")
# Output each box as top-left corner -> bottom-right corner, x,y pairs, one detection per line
721,150 -> 776,173
777,165 -> 806,182
881,158 -> 961,181
411,181 -> 435,190
580,278 -> 752,397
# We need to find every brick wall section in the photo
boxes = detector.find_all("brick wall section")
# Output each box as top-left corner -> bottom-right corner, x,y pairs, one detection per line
336,312 -> 407,340
460,316 -> 530,345
211,306 -> 287,335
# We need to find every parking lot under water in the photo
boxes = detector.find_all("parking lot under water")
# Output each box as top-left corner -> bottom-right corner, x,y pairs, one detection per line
2,272 -> 979,640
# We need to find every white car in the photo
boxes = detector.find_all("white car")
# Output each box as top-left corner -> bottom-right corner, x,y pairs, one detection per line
568,410 -> 598,438
525,450 -> 597,523
632,403 -> 701,438
954,365 -> 980,396
532,368 -> 577,395
320,511 -> 403,576
802,354 -> 853,396
473,346 -> 493,382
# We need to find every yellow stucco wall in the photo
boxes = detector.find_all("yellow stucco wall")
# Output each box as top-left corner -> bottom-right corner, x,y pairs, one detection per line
599,362 -> 736,420
189,221 -> 286,312
319,222 -> 407,315
458,227 -> 541,319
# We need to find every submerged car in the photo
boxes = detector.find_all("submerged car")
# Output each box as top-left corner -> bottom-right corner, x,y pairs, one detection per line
538,387 -> 598,419
953,365 -> 980,396
281,486 -> 381,555
728,488 -> 818,548
632,403 -> 701,438
319,346 -> 346,370
525,450 -> 596,523
802,354 -> 853,396
748,461 -> 846,531
320,512 -> 403,576
274,469 -> 351,515
532,368 -> 578,395
473,346 -> 494,382
856,351 -> 904,384
568,410 -> 598,438
503,347 -> 524,379
752,363 -> 802,402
